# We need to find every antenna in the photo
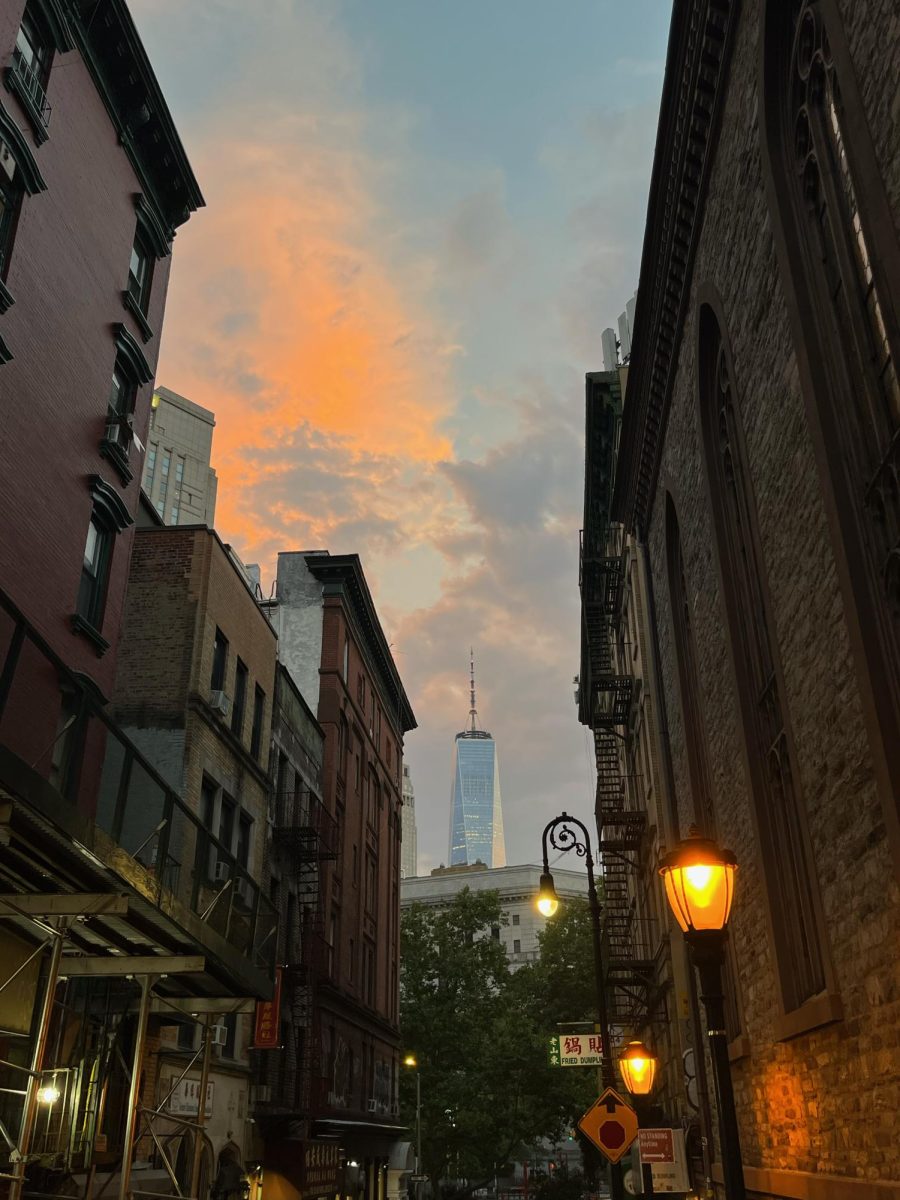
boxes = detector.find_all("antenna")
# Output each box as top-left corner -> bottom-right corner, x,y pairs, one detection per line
469,648 -> 478,732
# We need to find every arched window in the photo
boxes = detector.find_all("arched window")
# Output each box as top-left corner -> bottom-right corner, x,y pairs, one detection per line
762,0 -> 900,855
699,300 -> 829,1015
665,491 -> 742,1039
665,495 -> 715,838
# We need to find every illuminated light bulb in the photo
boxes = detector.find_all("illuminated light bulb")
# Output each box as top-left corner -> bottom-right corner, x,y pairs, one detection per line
37,1084 -> 60,1105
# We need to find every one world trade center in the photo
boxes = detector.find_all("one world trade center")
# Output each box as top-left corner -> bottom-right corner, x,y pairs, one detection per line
448,652 -> 506,868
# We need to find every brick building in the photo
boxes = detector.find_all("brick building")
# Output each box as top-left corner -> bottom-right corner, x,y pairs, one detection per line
113,524 -> 279,1181
600,1 -> 900,1195
263,552 -> 416,1200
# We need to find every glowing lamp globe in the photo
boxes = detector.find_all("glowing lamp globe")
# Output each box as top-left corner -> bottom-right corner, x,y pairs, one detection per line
659,827 -> 737,933
403,1055 -> 418,1069
536,872 -> 559,918
618,1040 -> 657,1096
37,1083 -> 61,1105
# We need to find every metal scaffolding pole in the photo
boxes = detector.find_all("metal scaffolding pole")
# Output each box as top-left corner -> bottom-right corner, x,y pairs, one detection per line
9,923 -> 66,1200
118,974 -> 154,1200
189,1016 -> 213,1200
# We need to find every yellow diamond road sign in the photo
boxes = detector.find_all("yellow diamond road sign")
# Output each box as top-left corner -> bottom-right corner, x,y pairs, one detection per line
577,1087 -> 639,1165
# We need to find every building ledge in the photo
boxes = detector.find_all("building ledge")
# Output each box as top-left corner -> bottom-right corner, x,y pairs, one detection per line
122,289 -> 154,343
71,612 -> 110,655
773,990 -> 843,1042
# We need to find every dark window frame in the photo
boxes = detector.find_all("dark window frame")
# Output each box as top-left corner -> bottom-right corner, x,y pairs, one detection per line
231,658 -> 248,738
250,684 -> 265,759
211,628 -> 228,692
698,297 -> 833,1021
7,3 -> 53,142
71,476 -> 132,653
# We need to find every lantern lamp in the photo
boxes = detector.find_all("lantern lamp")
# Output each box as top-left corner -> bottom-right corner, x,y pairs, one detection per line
659,827 -> 737,933
536,871 -> 559,917
618,1040 -> 657,1096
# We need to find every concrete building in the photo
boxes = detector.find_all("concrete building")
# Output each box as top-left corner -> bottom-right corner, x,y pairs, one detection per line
598,1 -> 900,1196
400,762 -> 417,879
263,551 -> 416,1200
113,525 -> 278,1181
401,863 -> 591,970
142,385 -> 218,526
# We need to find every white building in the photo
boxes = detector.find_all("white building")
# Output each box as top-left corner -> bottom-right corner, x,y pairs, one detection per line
400,762 -> 418,878
400,862 -> 590,969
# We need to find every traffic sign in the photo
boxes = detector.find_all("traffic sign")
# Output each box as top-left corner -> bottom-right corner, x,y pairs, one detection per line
577,1088 -> 639,1164
410,1175 -> 429,1184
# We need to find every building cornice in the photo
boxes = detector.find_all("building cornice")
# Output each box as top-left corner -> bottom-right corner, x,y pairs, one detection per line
611,0 -> 741,535
64,0 -> 203,236
306,554 -> 417,734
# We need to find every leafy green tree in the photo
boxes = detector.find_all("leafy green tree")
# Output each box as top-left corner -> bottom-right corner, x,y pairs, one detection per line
400,890 -> 596,1199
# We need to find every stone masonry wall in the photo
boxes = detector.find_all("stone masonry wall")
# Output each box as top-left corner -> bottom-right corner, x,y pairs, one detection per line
639,0 -> 900,1192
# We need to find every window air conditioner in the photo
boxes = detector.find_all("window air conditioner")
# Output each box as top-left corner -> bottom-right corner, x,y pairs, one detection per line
210,690 -> 230,716
210,1023 -> 228,1047
214,860 -> 232,884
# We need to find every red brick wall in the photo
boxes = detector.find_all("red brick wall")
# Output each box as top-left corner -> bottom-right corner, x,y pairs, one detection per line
0,5 -> 173,699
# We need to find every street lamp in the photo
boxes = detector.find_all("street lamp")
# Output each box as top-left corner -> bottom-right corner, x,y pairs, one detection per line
404,1055 -> 422,1199
659,827 -> 744,1200
618,1040 -> 657,1098
537,812 -> 623,1200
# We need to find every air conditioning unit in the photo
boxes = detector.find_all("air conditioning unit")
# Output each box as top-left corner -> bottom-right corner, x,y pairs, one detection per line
251,1085 -> 271,1104
367,1099 -> 379,1113
210,1023 -> 228,1047
210,690 -> 230,716
214,860 -> 232,884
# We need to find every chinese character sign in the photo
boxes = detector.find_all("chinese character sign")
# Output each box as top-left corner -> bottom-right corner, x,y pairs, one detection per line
253,967 -> 283,1050
547,1034 -> 604,1067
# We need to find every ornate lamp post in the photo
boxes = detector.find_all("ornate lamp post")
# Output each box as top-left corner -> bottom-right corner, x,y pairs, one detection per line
659,828 -> 744,1200
536,812 -> 623,1200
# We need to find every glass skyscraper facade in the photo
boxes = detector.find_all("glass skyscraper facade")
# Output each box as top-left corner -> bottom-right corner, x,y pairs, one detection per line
449,730 -> 506,867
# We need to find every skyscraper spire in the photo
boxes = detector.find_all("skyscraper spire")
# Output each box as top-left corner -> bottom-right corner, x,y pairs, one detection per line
469,647 -> 479,731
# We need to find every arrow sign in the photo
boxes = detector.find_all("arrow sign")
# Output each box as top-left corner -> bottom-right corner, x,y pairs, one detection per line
577,1088 -> 639,1164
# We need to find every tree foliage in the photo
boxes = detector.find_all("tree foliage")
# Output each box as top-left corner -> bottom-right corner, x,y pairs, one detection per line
399,890 -> 598,1197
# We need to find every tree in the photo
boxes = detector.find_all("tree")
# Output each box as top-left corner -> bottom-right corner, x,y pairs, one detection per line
400,890 -> 596,1199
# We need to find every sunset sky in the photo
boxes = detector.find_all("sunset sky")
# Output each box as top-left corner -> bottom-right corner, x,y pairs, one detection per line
131,0 -> 670,873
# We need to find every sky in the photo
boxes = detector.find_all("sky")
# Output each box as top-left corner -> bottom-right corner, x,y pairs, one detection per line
131,0 -> 670,875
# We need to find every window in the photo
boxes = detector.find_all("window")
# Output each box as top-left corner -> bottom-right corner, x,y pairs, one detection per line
764,0 -> 900,846
513,939 -> 521,955
102,327 -> 152,482
201,776 -> 217,829
77,516 -> 111,630
170,504 -> 179,524
491,925 -> 500,941
512,913 -> 520,926
144,445 -> 157,493
0,150 -> 23,279
210,628 -> 228,691
236,812 -> 252,870
9,5 -> 52,140
126,233 -> 152,313
699,301 -> 828,1014
105,365 -> 136,458
160,451 -> 171,498
343,636 -> 349,683
250,685 -> 265,759
357,673 -> 365,708
666,492 -> 742,1039
218,795 -> 236,854
220,1012 -> 237,1060
231,659 -> 248,737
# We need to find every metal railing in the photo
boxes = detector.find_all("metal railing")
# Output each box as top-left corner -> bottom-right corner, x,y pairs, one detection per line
0,586 -> 277,975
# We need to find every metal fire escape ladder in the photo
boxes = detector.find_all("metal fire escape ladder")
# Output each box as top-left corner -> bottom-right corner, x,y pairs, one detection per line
263,788 -> 337,1128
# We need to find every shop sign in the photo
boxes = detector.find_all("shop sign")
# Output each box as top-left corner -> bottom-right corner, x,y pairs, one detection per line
254,967 -> 283,1049
167,1078 -> 214,1118
299,1141 -> 342,1198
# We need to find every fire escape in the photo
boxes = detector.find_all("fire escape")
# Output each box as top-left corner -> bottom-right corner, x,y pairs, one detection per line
579,371 -> 661,1034
256,788 -> 336,1136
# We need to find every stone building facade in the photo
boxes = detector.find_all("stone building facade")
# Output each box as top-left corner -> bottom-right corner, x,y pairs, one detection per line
608,0 -> 900,1195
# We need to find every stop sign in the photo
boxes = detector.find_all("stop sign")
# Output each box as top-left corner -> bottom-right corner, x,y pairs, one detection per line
599,1120 -> 625,1149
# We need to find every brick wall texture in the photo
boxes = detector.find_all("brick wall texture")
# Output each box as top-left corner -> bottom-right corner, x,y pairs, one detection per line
636,0 -> 900,1193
